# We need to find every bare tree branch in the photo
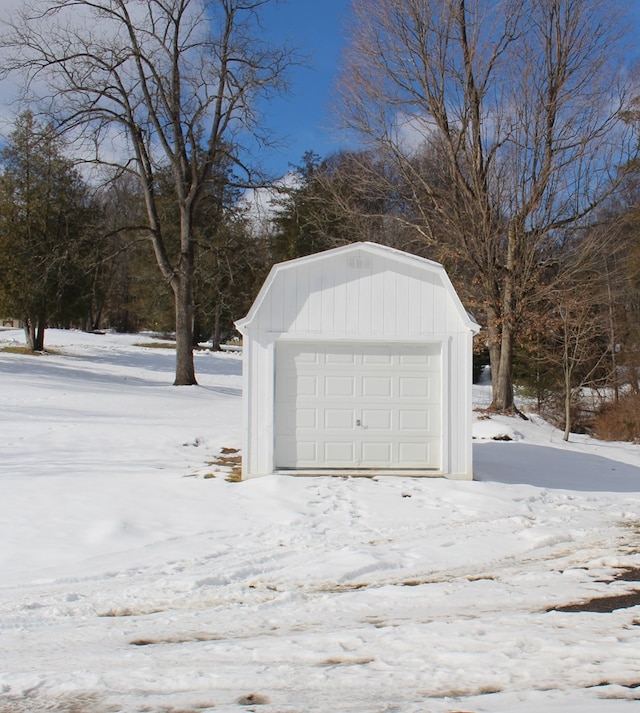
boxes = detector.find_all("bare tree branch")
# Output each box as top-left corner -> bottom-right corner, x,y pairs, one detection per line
0,0 -> 295,383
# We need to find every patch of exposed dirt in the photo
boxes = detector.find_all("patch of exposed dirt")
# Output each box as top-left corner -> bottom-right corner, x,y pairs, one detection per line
319,656 -> 375,666
549,589 -> 640,613
237,693 -> 269,706
130,633 -> 224,646
591,681 -> 640,689
612,567 -> 640,582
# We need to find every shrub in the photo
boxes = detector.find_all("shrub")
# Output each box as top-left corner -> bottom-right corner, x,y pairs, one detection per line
592,394 -> 640,442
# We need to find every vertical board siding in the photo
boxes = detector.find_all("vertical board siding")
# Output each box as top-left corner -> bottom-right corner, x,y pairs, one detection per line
240,244 -> 477,480
299,256 -> 457,337
333,257 -> 348,333
268,268 -> 283,332
259,252 -> 464,338
308,266 -> 324,333
370,264 -> 385,334
345,265 -> 360,333
320,264 -> 335,333
382,268 -> 396,336
419,272 -> 434,334
396,269 -> 410,335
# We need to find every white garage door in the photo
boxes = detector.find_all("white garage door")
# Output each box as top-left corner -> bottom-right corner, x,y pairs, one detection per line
274,342 -> 441,470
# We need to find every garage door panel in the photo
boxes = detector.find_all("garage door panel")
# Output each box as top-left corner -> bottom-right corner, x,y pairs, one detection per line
276,438 -> 317,466
324,375 -> 356,397
361,409 -> 391,430
399,409 -> 429,430
297,408 -> 317,429
362,348 -> 392,365
399,376 -> 431,398
325,348 -> 356,364
296,375 -> 318,397
324,441 -> 355,463
400,344 -> 440,366
275,342 -> 441,470
279,407 -> 317,431
297,440 -> 318,462
362,376 -> 392,397
399,350 -> 429,365
361,441 -> 392,464
398,441 -> 438,464
294,350 -> 319,364
324,408 -> 355,429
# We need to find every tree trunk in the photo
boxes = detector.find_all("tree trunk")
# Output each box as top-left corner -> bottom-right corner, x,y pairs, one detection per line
563,336 -> 572,442
492,322 -> 515,412
563,369 -> 572,442
174,273 -> 197,385
489,221 -> 517,412
34,316 -> 46,351
486,304 -> 502,397
604,262 -> 619,403
24,318 -> 35,351
173,213 -> 197,386
91,303 -> 103,332
211,303 -> 223,351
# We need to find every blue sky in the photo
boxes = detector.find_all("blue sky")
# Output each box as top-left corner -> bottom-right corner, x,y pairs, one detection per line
253,0 -> 354,177
0,0 -> 354,179
2,0 -> 638,180
253,0 -> 640,178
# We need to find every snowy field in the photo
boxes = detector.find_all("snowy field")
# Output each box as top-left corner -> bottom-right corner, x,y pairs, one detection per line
1,328 -> 640,713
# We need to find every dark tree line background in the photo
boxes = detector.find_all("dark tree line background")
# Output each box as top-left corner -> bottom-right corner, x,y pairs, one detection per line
2,0 -> 640,439
0,111 -> 269,350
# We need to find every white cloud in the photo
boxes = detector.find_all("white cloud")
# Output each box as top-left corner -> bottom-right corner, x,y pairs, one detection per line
240,172 -> 301,234
393,111 -> 435,154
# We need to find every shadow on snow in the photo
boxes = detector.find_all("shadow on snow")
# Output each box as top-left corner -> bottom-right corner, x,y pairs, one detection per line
474,442 -> 640,493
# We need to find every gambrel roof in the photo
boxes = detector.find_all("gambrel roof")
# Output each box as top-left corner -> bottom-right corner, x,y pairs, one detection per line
236,241 -> 480,335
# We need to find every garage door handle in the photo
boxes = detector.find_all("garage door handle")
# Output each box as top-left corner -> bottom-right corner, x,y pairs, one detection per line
356,419 -> 366,429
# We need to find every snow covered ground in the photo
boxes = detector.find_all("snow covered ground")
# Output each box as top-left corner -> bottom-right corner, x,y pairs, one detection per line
1,328 -> 640,713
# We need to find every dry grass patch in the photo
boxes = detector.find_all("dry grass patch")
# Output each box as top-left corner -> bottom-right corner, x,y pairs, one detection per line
425,685 -> 503,699
320,656 -> 375,666
592,394 -> 640,442
130,632 -> 224,646
0,345 -> 60,355
155,707 -> 216,713
0,692 -> 110,713
98,606 -> 163,617
134,341 -> 176,349
206,447 -> 242,481
137,705 -> 215,713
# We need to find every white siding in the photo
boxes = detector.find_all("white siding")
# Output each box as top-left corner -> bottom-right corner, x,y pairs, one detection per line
237,242 -> 478,480
250,250 -> 466,339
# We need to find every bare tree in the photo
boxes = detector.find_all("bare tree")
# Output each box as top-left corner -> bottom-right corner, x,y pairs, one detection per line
338,0 -> 637,411
0,0 -> 293,384
525,224 -> 624,439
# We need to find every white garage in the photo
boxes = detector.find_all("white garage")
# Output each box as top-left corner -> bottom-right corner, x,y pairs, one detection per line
236,242 -> 479,480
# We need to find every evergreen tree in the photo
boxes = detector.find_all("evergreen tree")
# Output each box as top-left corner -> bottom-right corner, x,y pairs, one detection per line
0,112 -> 92,350
271,150 -> 387,263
